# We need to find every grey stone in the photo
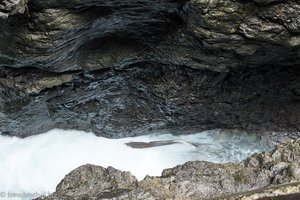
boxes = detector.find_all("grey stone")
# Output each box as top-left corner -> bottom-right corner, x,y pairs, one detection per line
39,164 -> 138,200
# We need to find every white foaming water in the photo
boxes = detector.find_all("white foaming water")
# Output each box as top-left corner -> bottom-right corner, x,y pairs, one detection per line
0,129 -> 272,199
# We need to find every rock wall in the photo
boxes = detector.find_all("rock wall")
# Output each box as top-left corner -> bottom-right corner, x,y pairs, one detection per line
1,0 -> 299,71
2,64 -> 300,138
0,0 -> 300,137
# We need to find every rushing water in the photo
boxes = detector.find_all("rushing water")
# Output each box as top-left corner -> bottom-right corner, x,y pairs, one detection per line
0,129 -> 272,199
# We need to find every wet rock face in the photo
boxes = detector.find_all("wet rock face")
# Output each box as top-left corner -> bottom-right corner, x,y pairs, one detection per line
0,0 -> 299,71
0,0 -> 185,71
2,64 -> 300,138
182,0 -> 300,70
39,139 -> 300,200
0,0 -> 300,137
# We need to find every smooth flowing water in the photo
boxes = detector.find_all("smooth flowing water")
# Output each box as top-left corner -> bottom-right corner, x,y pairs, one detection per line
0,129 -> 272,199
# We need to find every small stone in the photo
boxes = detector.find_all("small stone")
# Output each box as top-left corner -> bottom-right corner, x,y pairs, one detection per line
290,163 -> 300,180
271,162 -> 289,175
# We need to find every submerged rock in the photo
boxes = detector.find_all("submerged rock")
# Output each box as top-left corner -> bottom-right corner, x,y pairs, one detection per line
39,139 -> 300,200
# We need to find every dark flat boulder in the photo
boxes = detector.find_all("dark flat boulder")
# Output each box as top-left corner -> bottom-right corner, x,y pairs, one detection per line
125,140 -> 180,148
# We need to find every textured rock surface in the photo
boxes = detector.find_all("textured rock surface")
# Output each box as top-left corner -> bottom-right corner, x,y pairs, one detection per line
221,182 -> 300,200
0,0 -> 29,19
39,139 -> 300,200
2,64 -> 300,138
0,0 -> 300,137
47,164 -> 138,200
0,0 -> 299,71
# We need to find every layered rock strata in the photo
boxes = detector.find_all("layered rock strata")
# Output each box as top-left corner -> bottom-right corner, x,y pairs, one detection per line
0,0 -> 300,137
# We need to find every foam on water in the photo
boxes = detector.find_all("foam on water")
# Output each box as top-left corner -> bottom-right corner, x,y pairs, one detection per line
0,129 -> 272,199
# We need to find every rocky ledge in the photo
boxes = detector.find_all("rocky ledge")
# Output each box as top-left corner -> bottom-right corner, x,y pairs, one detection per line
1,0 -> 300,137
38,139 -> 300,200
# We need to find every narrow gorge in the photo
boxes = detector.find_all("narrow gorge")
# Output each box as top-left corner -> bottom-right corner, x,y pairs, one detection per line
0,0 -> 300,199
